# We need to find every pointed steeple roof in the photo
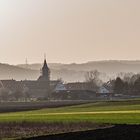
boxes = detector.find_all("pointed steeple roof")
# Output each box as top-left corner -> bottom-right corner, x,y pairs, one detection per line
43,59 -> 47,67
42,53 -> 48,67
38,57 -> 50,81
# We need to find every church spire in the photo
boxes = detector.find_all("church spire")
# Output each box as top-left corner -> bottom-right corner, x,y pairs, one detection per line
37,55 -> 50,82
43,53 -> 48,68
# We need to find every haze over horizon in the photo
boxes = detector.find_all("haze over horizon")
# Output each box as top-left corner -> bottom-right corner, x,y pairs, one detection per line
1,0 -> 140,64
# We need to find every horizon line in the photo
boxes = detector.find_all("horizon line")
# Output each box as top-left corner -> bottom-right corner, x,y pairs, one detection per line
1,59 -> 140,66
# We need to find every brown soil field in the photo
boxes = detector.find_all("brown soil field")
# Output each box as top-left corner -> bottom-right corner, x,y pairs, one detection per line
23,124 -> 140,140
0,122 -> 109,139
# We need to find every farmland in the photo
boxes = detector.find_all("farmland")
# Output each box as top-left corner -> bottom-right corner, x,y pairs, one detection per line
0,101 -> 90,113
0,100 -> 140,139
0,100 -> 140,124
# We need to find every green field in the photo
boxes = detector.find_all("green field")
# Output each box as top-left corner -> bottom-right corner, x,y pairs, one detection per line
0,100 -> 140,124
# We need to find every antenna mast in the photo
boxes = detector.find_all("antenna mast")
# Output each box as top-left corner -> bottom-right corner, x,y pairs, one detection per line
25,58 -> 28,69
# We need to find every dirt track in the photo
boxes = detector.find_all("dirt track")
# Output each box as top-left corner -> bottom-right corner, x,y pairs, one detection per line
23,125 -> 140,140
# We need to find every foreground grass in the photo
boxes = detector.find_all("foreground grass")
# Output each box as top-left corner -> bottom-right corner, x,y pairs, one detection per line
0,100 -> 140,124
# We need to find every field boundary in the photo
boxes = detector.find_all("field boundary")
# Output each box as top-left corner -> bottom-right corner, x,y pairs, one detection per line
0,110 -> 140,117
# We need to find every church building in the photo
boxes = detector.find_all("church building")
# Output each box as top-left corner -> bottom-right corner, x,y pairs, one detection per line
38,59 -> 50,82
0,58 -> 60,100
21,58 -> 52,99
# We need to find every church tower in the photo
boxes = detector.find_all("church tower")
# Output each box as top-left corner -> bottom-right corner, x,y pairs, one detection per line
38,58 -> 50,82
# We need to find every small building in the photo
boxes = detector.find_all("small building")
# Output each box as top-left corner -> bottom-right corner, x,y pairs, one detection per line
54,82 -> 67,92
97,85 -> 113,99
0,80 -> 25,94
98,86 -> 110,94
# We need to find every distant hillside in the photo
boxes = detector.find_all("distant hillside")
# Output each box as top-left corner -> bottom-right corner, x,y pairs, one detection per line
0,63 -> 40,80
17,63 -> 66,71
0,63 -> 85,82
17,60 -> 140,82
18,60 -> 140,74
0,61 -> 140,82
17,63 -> 86,82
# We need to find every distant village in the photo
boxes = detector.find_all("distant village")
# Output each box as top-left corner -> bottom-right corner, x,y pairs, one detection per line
0,58 -> 140,101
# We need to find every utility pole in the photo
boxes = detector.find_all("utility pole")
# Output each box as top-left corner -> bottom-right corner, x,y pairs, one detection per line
25,58 -> 28,69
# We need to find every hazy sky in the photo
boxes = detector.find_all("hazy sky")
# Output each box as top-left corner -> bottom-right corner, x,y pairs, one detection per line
0,0 -> 140,64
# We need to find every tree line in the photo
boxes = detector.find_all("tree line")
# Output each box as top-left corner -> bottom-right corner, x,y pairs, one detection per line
85,70 -> 140,95
113,73 -> 140,95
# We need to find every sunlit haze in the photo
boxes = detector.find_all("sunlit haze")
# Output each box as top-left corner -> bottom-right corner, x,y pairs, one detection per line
0,0 -> 140,64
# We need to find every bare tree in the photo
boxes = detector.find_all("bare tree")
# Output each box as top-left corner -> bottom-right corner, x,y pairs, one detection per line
85,70 -> 102,91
